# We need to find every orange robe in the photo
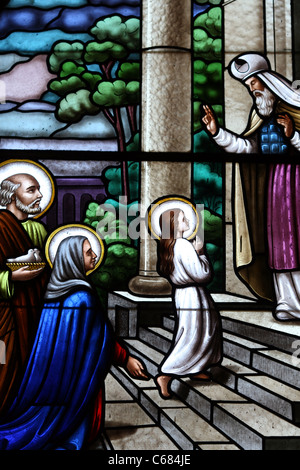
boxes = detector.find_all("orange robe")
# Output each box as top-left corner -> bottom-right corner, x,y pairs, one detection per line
0,210 -> 48,415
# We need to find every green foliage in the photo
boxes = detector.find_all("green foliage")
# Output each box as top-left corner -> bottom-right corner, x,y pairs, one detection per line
193,6 -> 222,60
84,201 -> 101,226
84,40 -> 128,63
202,209 -> 222,244
126,132 -> 140,151
90,16 -> 140,51
84,198 -> 139,242
193,162 -> 223,215
84,200 -> 138,294
194,60 -> 223,103
47,15 -> 141,151
117,62 -> 140,82
59,61 -> 86,78
57,89 -> 99,122
193,6 -> 224,147
81,72 -> 103,91
92,80 -> 139,107
49,75 -> 86,96
87,206 -> 131,246
206,243 -> 223,291
194,29 -> 222,60
48,41 -> 85,74
194,7 -> 222,37
103,162 -> 140,202
91,243 -> 138,292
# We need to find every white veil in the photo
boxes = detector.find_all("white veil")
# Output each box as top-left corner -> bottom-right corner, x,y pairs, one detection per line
44,235 -> 92,300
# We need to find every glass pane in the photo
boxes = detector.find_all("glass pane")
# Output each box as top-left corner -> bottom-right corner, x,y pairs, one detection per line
0,0 -> 141,152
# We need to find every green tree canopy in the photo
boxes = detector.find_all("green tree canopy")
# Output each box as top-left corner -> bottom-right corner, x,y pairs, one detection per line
194,60 -> 223,102
48,41 -> 85,73
57,88 -> 99,122
193,5 -> 224,152
47,15 -> 140,160
194,7 -> 222,37
90,15 -> 140,51
92,80 -> 139,107
194,29 -> 222,60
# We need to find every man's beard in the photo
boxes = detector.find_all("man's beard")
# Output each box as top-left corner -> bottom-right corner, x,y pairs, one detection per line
253,88 -> 276,117
15,197 -> 42,215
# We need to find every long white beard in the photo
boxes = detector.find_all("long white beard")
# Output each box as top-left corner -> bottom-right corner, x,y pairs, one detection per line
254,88 -> 276,117
15,197 -> 42,215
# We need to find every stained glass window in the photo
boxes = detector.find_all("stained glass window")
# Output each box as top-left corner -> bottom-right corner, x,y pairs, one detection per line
0,0 -> 141,152
0,0 -> 300,453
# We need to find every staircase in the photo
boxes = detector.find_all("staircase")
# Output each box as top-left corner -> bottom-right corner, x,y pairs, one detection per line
97,292 -> 300,451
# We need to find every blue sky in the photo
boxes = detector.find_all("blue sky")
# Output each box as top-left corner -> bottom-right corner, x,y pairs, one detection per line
0,1 -> 208,55
5,0 -> 140,8
0,1 -> 141,54
0,5 -> 140,39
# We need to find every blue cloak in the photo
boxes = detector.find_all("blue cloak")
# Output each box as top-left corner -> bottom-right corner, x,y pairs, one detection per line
0,288 -> 114,450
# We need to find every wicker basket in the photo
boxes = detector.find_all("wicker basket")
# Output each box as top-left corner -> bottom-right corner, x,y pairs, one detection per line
6,262 -> 46,271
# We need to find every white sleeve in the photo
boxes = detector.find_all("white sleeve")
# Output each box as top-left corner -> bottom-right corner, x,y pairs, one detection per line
213,127 -> 257,153
178,240 -> 212,285
290,131 -> 300,151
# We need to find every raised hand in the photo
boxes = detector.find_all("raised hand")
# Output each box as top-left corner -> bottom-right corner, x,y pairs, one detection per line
277,113 -> 294,138
202,105 -> 218,136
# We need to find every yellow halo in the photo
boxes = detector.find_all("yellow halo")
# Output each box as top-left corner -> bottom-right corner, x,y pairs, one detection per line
0,159 -> 55,219
147,196 -> 199,240
45,224 -> 105,276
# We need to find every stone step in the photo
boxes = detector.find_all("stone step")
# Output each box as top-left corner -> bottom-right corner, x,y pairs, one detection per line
140,324 -> 300,390
219,331 -> 300,392
163,310 -> 300,356
213,402 -> 300,450
161,310 -> 300,388
212,357 -> 300,425
220,310 -> 300,355
96,372 -> 182,451
120,338 -> 300,449
138,324 -> 300,424
109,360 -> 240,450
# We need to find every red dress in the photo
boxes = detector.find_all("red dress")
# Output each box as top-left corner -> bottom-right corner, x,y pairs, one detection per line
87,341 -> 127,443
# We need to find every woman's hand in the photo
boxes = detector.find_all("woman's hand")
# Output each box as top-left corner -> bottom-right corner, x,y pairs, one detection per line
11,266 -> 44,281
125,356 -> 149,380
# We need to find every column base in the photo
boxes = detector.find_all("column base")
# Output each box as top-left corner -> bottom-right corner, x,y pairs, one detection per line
128,274 -> 172,296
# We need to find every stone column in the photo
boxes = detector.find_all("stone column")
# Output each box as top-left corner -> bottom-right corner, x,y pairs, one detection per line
223,0 -> 265,297
129,0 -> 192,296
265,0 -> 293,80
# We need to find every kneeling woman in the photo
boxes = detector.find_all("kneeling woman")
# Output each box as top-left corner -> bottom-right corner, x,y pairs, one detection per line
154,205 -> 223,398
0,233 -> 148,449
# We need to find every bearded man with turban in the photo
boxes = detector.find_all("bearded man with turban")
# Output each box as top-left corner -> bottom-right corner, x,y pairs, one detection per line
202,53 -> 300,321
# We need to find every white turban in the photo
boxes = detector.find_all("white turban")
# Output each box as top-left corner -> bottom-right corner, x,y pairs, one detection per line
229,53 -> 300,108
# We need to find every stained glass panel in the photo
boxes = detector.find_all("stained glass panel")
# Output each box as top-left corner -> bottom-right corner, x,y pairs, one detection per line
0,0 -> 299,454
0,0 -> 141,152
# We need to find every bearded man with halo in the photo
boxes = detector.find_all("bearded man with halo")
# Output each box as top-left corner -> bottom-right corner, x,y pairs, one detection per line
0,160 -> 54,415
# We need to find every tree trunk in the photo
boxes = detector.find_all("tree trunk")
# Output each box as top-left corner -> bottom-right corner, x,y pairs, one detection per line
126,105 -> 137,135
114,106 -> 129,198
